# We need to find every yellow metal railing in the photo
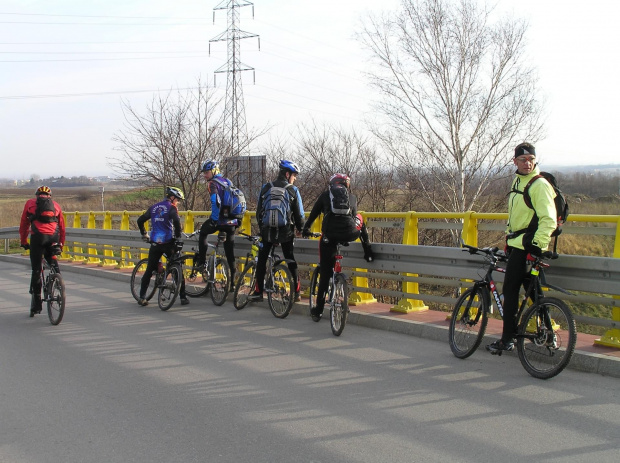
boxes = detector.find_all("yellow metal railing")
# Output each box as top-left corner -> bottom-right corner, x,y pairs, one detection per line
53,210 -> 620,348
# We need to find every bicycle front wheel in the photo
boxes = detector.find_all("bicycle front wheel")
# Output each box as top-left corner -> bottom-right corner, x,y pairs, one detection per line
158,264 -> 182,311
47,273 -> 65,325
330,273 -> 349,336
130,258 -> 157,302
448,287 -> 489,359
234,261 -> 256,310
517,297 -> 577,380
180,255 -> 209,297
210,257 -> 230,306
267,263 -> 294,318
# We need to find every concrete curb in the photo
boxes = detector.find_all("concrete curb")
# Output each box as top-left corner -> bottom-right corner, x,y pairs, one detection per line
3,254 -> 619,378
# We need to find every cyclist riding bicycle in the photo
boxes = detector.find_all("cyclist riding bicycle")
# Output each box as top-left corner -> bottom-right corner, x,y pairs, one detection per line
198,160 -> 239,284
136,186 -> 189,307
19,185 -> 66,315
249,159 -> 305,302
302,173 -> 374,321
487,142 -> 557,354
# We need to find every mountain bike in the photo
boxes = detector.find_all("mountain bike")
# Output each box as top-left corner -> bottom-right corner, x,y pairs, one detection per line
182,230 -> 231,306
130,231 -> 230,309
308,238 -> 349,336
233,232 -> 295,318
31,243 -> 65,325
448,244 -> 577,379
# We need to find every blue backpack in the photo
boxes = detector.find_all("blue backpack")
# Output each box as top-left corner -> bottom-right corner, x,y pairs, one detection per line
212,178 -> 247,220
261,182 -> 292,229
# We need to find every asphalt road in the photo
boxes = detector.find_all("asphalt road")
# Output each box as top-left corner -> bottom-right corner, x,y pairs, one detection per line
1,261 -> 619,463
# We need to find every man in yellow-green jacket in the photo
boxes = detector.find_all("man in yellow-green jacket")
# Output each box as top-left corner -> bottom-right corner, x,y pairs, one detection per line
486,142 -> 557,354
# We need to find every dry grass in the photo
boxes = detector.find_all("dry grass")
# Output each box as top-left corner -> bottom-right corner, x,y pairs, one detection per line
0,188 -> 105,228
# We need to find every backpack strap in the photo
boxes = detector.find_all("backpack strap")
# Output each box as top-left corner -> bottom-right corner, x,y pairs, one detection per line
520,174 -> 543,209
211,177 -> 229,189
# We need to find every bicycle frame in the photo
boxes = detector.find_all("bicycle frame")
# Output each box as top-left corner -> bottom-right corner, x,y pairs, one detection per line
450,244 -> 577,379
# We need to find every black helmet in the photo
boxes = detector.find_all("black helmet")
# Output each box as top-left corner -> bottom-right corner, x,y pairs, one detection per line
166,186 -> 185,200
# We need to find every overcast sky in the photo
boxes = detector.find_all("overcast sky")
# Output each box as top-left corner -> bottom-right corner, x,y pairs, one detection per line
1,0 -> 619,179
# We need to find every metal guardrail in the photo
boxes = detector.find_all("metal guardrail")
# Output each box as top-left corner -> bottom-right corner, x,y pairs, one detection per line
3,226 -> 620,346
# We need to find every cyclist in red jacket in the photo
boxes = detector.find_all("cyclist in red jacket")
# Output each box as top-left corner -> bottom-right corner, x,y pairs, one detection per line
19,186 -> 66,316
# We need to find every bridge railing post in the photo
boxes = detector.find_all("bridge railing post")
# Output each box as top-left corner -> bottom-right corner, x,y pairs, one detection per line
392,211 -> 428,313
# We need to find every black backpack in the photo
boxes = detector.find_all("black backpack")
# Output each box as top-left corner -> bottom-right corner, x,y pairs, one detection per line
511,172 -> 569,252
34,196 -> 58,223
328,183 -> 351,215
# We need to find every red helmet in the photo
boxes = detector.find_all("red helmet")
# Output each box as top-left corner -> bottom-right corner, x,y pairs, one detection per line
355,213 -> 364,231
329,173 -> 350,186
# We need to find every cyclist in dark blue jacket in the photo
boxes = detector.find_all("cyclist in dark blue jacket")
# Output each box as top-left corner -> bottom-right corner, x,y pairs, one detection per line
136,187 -> 188,307
198,160 -> 239,283
249,160 -> 305,303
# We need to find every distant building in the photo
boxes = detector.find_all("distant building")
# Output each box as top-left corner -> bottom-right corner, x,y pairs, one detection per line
224,155 -> 266,203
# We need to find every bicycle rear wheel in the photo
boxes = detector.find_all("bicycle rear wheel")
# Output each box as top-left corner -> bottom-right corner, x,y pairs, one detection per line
180,255 -> 209,297
267,263 -> 294,318
448,287 -> 489,359
517,297 -> 577,379
330,273 -> 349,336
234,261 -> 256,310
308,267 -> 321,313
210,257 -> 230,306
158,264 -> 182,311
47,273 -> 65,325
130,258 -> 157,302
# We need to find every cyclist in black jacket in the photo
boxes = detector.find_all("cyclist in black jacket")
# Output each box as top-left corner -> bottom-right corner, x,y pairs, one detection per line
302,173 -> 374,321
249,160 -> 305,302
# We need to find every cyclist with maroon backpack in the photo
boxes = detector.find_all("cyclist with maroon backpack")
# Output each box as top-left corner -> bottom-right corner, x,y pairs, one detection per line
19,186 -> 66,316
486,142 -> 558,354
302,173 -> 374,322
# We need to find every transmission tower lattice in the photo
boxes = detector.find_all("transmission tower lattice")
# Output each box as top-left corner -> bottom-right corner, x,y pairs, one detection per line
209,0 -> 260,159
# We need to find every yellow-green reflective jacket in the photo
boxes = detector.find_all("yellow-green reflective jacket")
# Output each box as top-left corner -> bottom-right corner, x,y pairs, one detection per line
506,166 -> 557,251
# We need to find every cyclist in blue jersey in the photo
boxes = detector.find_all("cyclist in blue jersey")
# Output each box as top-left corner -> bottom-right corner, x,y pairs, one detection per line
198,160 -> 239,283
136,187 -> 189,307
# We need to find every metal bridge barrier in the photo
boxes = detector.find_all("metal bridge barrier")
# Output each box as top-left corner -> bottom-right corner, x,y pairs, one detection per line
2,208 -> 620,348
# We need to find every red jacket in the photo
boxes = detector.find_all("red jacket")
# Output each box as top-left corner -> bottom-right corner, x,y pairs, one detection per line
19,198 -> 66,245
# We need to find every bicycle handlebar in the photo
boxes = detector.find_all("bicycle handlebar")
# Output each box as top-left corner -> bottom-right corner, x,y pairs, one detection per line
238,230 -> 262,246
462,244 -> 558,262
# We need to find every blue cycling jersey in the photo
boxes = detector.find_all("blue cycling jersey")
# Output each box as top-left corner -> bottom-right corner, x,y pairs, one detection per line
146,199 -> 178,244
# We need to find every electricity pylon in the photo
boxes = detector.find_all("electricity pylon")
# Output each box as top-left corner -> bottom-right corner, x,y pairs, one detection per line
209,0 -> 260,159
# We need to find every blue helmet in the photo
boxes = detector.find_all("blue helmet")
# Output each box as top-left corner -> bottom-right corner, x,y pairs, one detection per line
201,160 -> 220,174
279,159 -> 300,174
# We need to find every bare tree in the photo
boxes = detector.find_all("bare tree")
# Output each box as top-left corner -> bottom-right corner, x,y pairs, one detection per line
110,79 -> 226,210
359,0 -> 545,216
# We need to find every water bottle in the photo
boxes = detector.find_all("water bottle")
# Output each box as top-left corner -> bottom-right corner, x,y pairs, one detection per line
157,262 -> 164,274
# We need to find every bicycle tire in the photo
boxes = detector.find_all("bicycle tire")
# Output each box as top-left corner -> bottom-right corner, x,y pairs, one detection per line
158,263 -> 182,311
210,257 -> 230,306
179,255 -> 209,298
448,287 -> 489,359
47,273 -> 65,325
330,273 -> 349,336
130,258 -> 158,302
267,263 -> 294,318
308,267 -> 321,314
517,297 -> 577,380
234,261 -> 256,310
